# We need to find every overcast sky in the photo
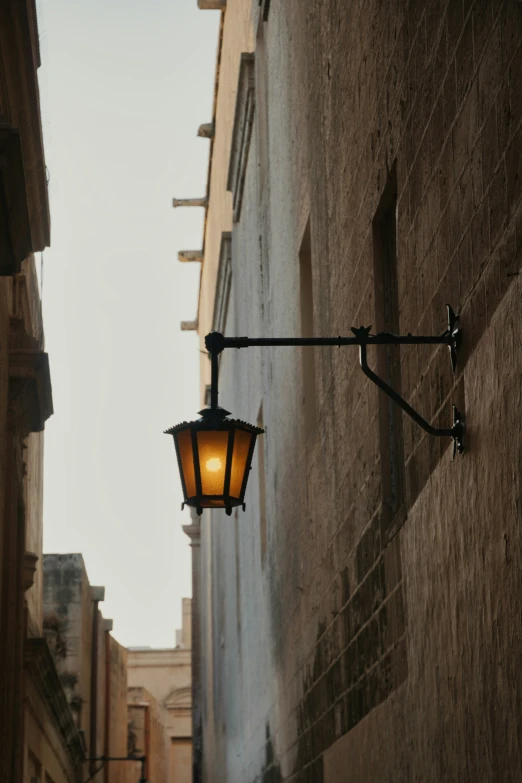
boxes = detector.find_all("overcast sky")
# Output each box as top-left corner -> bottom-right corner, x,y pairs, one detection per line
36,0 -> 219,648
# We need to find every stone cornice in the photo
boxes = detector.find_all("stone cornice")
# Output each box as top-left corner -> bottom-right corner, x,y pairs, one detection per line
197,0 -> 226,8
128,648 -> 191,667
183,522 -> 201,547
24,638 -> 85,768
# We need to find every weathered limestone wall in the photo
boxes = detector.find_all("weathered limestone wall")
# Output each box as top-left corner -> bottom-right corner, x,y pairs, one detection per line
127,647 -> 191,732
43,554 -> 95,742
43,555 -> 132,782
24,674 -> 79,783
196,1 -> 522,781
21,255 -> 46,634
108,636 -> 133,783
127,610 -> 192,783
128,686 -> 169,783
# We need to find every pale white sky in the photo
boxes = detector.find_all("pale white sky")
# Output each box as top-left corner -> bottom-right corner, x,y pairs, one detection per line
36,0 -> 219,648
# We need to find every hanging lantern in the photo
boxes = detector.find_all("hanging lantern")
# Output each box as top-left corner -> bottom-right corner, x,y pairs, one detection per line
165,407 -> 264,515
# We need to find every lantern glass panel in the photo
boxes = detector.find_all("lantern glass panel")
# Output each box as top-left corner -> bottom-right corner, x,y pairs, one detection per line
197,430 -> 229,496
230,428 -> 253,499
176,428 -> 197,498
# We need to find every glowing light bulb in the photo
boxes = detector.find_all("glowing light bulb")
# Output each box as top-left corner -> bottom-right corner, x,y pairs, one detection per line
206,457 -> 222,472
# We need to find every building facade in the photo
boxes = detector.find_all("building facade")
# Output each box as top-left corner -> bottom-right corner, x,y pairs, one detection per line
0,2 -> 75,781
182,1 -> 522,781
127,599 -> 193,783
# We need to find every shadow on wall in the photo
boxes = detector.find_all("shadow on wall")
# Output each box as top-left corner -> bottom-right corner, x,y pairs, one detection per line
262,723 -> 283,783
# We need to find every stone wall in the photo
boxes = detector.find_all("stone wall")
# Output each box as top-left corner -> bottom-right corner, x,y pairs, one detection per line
0,1 -> 52,775
108,637 -> 133,783
43,554 -> 95,745
194,1 -> 522,781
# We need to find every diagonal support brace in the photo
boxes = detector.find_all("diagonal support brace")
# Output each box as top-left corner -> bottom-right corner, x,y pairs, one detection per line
356,335 -> 464,459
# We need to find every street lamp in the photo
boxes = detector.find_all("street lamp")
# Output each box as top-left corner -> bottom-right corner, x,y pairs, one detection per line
166,306 -> 464,515
165,405 -> 263,516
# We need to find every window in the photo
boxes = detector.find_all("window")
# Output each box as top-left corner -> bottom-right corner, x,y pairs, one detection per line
256,18 -> 271,305
227,54 -> 255,222
372,165 -> 405,539
257,405 -> 267,563
256,19 -> 269,200
299,220 -> 317,438
212,233 -> 232,335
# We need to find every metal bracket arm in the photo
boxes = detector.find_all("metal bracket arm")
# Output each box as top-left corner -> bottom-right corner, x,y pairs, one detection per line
84,756 -> 147,783
204,306 -> 464,456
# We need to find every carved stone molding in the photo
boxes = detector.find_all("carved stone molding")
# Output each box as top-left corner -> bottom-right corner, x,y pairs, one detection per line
197,122 -> 214,138
8,316 -> 53,436
172,196 -> 208,208
227,53 -> 255,222
178,250 -> 203,263
90,586 -> 105,602
180,320 -> 198,331
164,685 -> 192,710
183,521 -> 201,548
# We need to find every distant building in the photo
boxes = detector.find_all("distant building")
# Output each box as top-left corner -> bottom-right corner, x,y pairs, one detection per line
127,686 -> 168,783
187,1 -> 522,782
43,554 -> 131,783
128,599 -> 192,783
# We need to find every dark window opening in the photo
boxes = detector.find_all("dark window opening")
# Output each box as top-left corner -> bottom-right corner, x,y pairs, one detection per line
257,405 -> 267,564
373,166 -> 406,540
299,220 -> 317,439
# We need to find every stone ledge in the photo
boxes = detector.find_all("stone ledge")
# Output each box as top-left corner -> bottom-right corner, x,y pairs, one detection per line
197,0 -> 226,9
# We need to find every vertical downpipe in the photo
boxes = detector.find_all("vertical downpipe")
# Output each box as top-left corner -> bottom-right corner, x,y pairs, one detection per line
144,704 -> 151,780
104,630 -> 111,783
89,588 -> 105,775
